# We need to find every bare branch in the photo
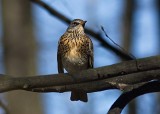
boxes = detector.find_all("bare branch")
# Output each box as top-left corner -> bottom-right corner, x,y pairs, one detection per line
107,81 -> 160,114
0,56 -> 159,93
30,0 -> 134,60
101,26 -> 136,60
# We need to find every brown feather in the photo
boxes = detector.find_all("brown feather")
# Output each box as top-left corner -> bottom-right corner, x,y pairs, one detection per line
57,19 -> 94,102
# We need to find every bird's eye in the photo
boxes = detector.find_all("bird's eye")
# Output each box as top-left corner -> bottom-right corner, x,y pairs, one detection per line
72,22 -> 79,26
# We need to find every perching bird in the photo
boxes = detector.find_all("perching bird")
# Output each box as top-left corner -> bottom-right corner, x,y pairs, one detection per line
57,19 -> 94,102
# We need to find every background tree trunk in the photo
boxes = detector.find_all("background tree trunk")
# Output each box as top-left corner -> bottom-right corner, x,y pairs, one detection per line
2,0 -> 43,114
122,0 -> 136,114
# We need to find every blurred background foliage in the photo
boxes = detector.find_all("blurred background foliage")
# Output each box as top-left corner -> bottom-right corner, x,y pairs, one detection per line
0,0 -> 159,114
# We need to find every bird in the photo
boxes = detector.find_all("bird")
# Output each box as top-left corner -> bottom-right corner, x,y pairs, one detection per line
57,19 -> 94,102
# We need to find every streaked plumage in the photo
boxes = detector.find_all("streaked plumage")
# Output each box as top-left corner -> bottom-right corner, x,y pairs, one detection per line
57,19 -> 93,102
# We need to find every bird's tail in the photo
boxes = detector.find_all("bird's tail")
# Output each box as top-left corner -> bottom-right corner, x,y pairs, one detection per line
70,89 -> 88,102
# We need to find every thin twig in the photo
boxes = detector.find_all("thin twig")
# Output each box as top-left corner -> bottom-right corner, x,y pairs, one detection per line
101,26 -> 136,60
31,0 -> 134,60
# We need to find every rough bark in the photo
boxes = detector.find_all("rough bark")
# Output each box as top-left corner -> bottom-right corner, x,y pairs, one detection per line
0,56 -> 159,93
0,56 -> 159,114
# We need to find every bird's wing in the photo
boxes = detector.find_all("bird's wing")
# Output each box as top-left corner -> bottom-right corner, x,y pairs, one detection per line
86,35 -> 94,69
57,39 -> 64,73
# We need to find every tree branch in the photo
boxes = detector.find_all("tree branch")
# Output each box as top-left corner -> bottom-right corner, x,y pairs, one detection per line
107,81 -> 160,114
30,0 -> 134,60
0,56 -> 159,93
0,56 -> 159,113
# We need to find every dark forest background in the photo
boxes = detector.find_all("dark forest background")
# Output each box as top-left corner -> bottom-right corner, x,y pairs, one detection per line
0,0 -> 159,114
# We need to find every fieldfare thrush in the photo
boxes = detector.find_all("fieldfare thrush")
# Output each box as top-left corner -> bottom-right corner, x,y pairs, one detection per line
57,19 -> 94,102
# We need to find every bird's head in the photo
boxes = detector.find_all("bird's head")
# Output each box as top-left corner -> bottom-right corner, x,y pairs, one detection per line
67,19 -> 87,33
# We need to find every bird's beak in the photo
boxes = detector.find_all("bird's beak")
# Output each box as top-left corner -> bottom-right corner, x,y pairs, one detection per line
82,21 -> 87,27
